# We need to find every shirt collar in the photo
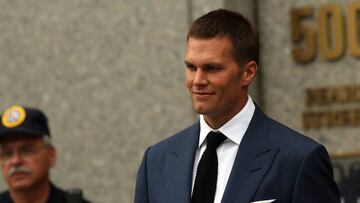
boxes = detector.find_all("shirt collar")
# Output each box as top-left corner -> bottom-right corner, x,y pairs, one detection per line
199,96 -> 255,147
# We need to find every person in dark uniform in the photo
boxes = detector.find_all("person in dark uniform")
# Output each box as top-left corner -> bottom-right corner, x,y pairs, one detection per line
0,105 -> 90,203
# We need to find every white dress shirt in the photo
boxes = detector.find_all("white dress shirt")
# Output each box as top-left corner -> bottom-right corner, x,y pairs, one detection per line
191,96 -> 255,203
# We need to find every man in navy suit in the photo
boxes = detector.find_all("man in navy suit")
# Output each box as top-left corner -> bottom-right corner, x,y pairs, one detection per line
135,9 -> 340,203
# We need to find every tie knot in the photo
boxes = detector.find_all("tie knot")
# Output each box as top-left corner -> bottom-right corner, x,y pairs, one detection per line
206,131 -> 226,149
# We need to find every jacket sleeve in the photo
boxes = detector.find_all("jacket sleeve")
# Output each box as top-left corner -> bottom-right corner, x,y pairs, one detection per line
292,145 -> 340,202
134,147 -> 150,203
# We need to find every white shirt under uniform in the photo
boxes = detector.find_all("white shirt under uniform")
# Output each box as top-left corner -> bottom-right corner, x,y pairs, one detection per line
191,96 -> 255,203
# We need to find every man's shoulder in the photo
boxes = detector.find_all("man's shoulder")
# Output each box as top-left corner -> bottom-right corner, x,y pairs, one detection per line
269,117 -> 320,146
253,105 -> 320,150
264,115 -> 325,160
147,122 -> 199,153
0,190 -> 11,203
63,189 -> 91,203
51,183 -> 91,203
0,190 -> 8,196
161,122 -> 199,143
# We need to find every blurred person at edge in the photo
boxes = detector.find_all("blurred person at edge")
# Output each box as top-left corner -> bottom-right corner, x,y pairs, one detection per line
0,105 -> 90,203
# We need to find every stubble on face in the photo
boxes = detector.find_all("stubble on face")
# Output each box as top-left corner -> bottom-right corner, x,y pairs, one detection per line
185,37 -> 250,128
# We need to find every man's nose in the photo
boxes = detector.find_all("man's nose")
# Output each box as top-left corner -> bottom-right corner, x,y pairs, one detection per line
8,151 -> 24,165
193,69 -> 208,86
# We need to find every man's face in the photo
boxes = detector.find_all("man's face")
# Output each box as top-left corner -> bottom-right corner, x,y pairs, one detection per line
0,135 -> 56,191
185,37 -> 256,127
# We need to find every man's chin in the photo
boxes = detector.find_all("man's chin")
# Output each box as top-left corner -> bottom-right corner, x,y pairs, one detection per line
8,176 -> 33,190
9,182 -> 33,191
193,106 -> 211,115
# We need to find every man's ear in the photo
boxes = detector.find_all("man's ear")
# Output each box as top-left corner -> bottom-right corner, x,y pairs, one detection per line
48,147 -> 57,168
241,60 -> 257,86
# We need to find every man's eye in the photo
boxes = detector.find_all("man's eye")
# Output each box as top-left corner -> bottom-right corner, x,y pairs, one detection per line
1,149 -> 13,158
21,146 -> 36,155
186,65 -> 197,71
205,66 -> 220,72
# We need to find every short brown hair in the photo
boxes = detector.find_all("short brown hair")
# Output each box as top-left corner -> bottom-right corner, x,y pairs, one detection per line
187,9 -> 259,66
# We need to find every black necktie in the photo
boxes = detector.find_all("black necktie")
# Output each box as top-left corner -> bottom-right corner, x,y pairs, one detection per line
192,131 -> 227,203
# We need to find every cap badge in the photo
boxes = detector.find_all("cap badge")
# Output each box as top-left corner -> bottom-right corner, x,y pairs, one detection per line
1,105 -> 26,128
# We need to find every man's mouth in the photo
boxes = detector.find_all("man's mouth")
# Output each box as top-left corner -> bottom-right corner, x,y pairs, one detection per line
8,166 -> 32,178
192,91 -> 215,98
10,172 -> 30,180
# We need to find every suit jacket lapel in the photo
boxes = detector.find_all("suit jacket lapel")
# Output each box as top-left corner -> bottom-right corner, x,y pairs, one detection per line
163,123 -> 200,203
221,106 -> 279,203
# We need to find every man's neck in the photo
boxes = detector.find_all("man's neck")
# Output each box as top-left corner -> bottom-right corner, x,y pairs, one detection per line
10,181 -> 51,203
204,96 -> 249,129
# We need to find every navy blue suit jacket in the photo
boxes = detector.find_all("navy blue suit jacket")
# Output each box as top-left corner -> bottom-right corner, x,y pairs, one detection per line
135,106 -> 340,203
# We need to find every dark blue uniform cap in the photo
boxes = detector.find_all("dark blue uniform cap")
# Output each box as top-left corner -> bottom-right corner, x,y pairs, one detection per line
0,105 -> 50,140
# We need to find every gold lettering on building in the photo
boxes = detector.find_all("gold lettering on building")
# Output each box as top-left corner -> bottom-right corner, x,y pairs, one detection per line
306,85 -> 360,106
304,85 -> 360,129
291,2 -> 360,63
303,109 -> 360,129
